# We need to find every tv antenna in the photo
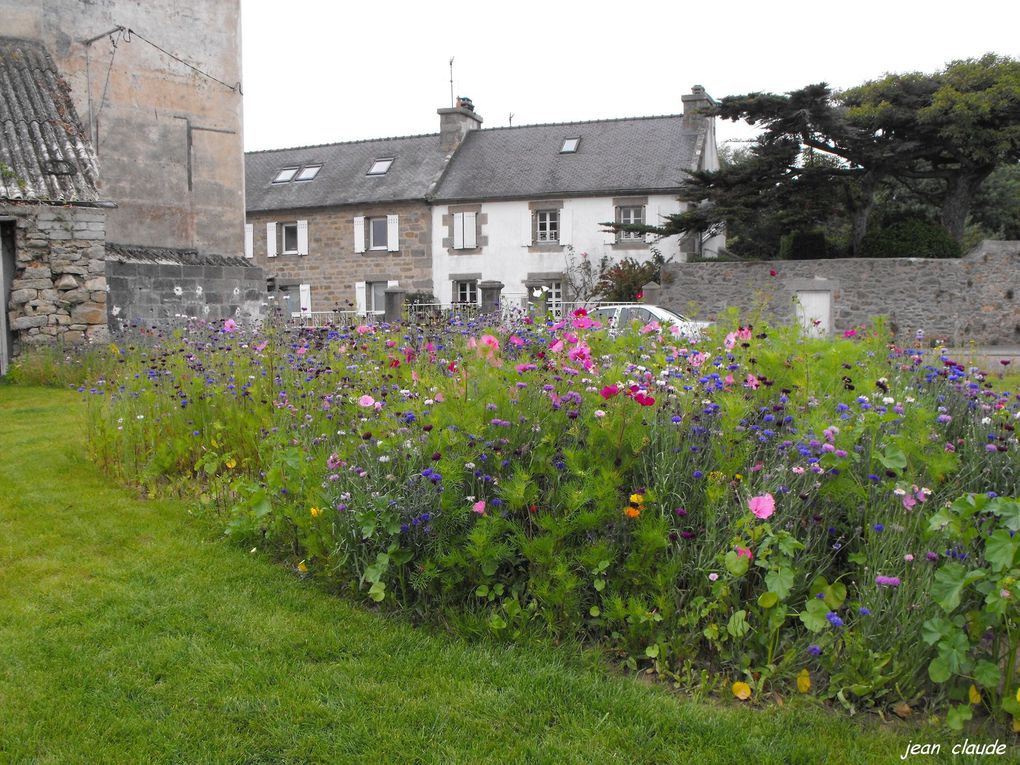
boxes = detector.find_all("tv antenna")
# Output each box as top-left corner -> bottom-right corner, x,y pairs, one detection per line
449,57 -> 455,107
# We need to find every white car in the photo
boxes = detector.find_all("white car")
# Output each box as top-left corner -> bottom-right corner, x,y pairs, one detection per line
589,304 -> 711,340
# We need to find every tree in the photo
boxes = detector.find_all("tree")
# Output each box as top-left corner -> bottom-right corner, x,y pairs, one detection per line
615,55 -> 1020,256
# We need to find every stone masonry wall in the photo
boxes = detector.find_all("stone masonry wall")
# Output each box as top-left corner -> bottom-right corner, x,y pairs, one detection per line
246,201 -> 433,312
106,258 -> 265,329
3,203 -> 108,352
656,241 -> 1020,346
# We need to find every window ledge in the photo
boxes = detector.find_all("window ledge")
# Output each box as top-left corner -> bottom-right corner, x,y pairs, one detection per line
528,244 -> 564,253
611,240 -> 650,250
449,247 -> 482,255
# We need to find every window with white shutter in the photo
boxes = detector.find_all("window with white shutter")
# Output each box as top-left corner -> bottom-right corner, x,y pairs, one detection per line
297,220 -> 308,256
386,215 -> 399,252
353,216 -> 366,253
244,223 -> 253,258
298,283 -> 311,313
266,222 -> 277,257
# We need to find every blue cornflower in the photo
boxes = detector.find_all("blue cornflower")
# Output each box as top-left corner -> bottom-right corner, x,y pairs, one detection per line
858,607 -> 871,616
808,644 -> 822,656
826,612 -> 844,627
693,470 -> 704,479
872,523 -> 884,532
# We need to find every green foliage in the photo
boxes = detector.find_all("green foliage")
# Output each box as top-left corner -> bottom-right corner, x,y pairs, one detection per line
860,219 -> 962,259
779,230 -> 828,260
594,252 -> 669,301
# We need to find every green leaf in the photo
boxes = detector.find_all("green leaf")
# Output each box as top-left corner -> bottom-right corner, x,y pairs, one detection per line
757,591 -> 779,609
985,529 -> 1018,572
764,566 -> 794,600
368,581 -> 386,602
921,617 -> 955,646
928,655 -> 952,683
645,644 -> 660,659
488,613 -> 507,630
589,606 -> 601,617
931,562 -> 968,612
727,610 -> 750,638
877,446 -> 907,471
946,703 -> 973,731
988,498 -> 1020,533
594,577 -> 606,592
974,660 -> 1001,689
822,581 -> 847,610
725,550 -> 749,577
800,599 -> 830,633
481,559 -> 498,577
475,585 -> 489,597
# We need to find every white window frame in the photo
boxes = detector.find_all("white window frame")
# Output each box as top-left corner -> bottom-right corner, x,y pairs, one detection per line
281,222 -> 299,255
272,167 -> 298,184
617,205 -> 645,241
560,137 -> 580,153
367,158 -> 393,176
454,280 -> 478,305
369,217 -> 388,250
536,210 -> 559,243
295,165 -> 321,181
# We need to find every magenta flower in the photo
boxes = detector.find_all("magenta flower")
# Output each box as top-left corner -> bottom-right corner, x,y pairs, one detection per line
600,385 -> 620,400
736,546 -> 754,561
223,318 -> 237,333
748,493 -> 775,520
875,575 -> 901,587
472,500 -> 486,515
358,395 -> 375,408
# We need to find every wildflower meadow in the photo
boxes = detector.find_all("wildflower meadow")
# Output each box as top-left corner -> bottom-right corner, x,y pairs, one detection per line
82,307 -> 1020,731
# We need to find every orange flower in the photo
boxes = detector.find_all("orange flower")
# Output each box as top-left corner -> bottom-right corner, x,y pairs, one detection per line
624,506 -> 641,518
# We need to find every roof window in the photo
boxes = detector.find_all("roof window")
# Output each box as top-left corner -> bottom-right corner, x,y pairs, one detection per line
272,167 -> 299,184
560,137 -> 580,154
295,164 -> 321,181
367,158 -> 394,176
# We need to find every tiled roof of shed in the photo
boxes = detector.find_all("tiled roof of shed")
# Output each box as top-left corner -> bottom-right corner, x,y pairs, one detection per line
0,37 -> 100,204
432,115 -> 706,202
106,242 -> 255,268
245,133 -> 449,212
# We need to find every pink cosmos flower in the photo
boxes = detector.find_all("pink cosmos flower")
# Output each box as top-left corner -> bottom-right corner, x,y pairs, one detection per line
600,385 -> 620,399
633,393 -> 656,407
725,332 -> 737,350
843,329 -> 857,338
736,546 -> 754,561
724,374 -> 735,387
749,493 -> 775,520
639,321 -> 660,335
223,318 -> 237,333
745,374 -> 760,390
481,335 -> 500,351
358,395 -> 375,408
509,335 -> 525,347
572,307 -> 588,318
472,500 -> 486,515
549,339 -> 564,353
355,324 -> 373,335
386,339 -> 397,348
254,341 -> 268,352
737,326 -> 752,340
902,494 -> 917,511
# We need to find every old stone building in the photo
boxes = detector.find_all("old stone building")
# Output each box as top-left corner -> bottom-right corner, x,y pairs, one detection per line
1,37 -> 110,374
0,0 -> 245,255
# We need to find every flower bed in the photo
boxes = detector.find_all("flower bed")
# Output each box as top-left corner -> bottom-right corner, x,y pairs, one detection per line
84,310 -> 1020,728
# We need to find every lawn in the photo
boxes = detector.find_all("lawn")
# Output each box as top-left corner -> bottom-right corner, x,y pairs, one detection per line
0,385 -> 1010,764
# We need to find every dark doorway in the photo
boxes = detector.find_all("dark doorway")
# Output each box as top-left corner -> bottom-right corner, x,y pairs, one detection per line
0,221 -> 14,376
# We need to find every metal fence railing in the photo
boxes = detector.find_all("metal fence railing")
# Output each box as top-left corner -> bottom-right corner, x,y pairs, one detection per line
288,310 -> 382,328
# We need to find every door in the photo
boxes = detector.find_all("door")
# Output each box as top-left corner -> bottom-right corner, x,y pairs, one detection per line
0,222 -> 14,376
795,290 -> 831,336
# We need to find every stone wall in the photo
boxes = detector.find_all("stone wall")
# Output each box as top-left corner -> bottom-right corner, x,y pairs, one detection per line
246,202 -> 433,312
655,241 -> 1020,346
105,247 -> 264,329
2,203 -> 109,352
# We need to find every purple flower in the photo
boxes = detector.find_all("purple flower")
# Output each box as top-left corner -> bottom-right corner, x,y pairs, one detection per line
875,575 -> 901,587
808,644 -> 822,656
926,551 -> 939,562
826,612 -> 844,627
872,523 -> 884,532
858,607 -> 871,616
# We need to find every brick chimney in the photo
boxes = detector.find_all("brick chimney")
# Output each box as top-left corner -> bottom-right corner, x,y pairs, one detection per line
438,96 -> 482,153
681,85 -> 717,128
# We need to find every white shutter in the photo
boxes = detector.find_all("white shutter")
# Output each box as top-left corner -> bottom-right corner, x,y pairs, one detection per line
299,283 -> 311,313
453,212 -> 465,250
243,223 -> 253,258
559,208 -> 572,246
387,280 -> 399,288
354,281 -> 366,314
522,211 -> 533,246
353,216 -> 366,253
645,205 -> 659,243
297,220 -> 309,256
463,211 -> 477,249
386,215 -> 399,252
266,222 -> 277,258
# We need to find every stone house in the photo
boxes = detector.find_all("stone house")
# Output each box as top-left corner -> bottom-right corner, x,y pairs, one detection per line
1,37 -> 111,374
244,111 -> 472,316
429,87 -> 723,312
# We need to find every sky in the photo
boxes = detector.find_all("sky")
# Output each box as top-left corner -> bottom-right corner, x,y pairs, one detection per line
240,0 -> 1020,153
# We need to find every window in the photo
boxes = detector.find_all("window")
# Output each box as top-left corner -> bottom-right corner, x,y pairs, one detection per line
454,280 -> 478,305
617,205 -> 645,240
366,282 -> 388,312
367,158 -> 393,175
452,211 -> 477,250
536,210 -> 559,243
560,137 -> 580,153
295,165 -> 321,181
369,217 -> 388,250
272,167 -> 299,184
529,281 -> 563,318
281,223 -> 299,254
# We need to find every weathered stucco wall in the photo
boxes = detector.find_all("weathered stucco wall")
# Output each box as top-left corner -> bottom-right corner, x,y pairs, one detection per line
656,241 -> 1020,346
1,0 -> 244,255
2,203 -> 109,352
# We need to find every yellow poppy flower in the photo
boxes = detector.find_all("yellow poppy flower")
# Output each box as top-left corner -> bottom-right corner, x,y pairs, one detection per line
629,493 -> 644,504
797,669 -> 811,693
732,681 -> 751,701
225,457 -> 236,469
297,560 -> 308,573
310,506 -> 321,519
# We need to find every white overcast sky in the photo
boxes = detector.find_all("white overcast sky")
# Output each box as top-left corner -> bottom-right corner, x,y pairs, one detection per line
240,0 -> 1020,153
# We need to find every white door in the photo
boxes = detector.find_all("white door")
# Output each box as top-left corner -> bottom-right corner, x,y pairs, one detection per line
795,291 -> 831,336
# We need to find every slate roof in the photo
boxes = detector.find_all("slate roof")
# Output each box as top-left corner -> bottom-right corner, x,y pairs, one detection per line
0,37 -> 100,204
245,133 -> 449,213
432,115 -> 706,202
106,242 -> 255,268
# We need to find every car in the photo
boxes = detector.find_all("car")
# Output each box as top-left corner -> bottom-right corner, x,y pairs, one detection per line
588,303 -> 711,340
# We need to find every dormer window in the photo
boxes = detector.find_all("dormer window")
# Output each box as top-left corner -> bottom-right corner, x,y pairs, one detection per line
560,137 -> 580,154
272,167 -> 299,183
368,158 -> 393,176
295,164 -> 321,181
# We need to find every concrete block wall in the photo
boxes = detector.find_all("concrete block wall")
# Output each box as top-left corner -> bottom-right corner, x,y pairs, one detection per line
106,260 -> 265,328
3,203 -> 109,351
657,241 -> 1020,346
246,202 -> 433,311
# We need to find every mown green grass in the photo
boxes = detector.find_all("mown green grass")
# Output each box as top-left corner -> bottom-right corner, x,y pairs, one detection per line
0,386 -> 1012,764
